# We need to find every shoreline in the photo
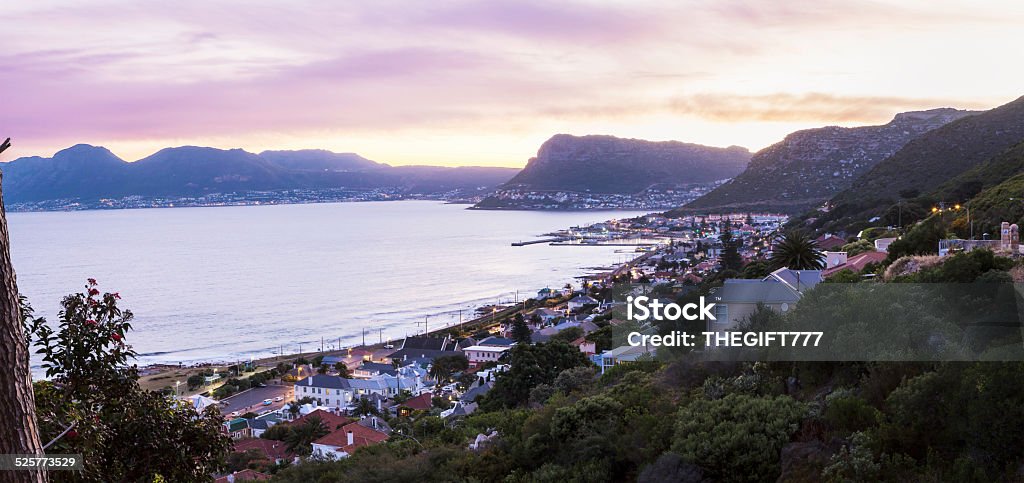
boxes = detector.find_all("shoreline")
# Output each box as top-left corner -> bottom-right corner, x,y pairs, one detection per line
137,252 -> 645,394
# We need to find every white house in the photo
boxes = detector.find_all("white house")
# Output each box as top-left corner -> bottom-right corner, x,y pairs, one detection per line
462,345 -> 510,368
311,421 -> 389,459
567,295 -> 599,312
874,237 -> 897,253
823,251 -> 848,269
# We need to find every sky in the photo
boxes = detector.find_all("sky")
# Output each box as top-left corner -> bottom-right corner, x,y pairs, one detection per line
2,0 -> 1024,167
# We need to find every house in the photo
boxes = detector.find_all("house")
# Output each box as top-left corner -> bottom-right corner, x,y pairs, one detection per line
319,354 -> 348,366
462,345 -> 511,368
294,374 -> 355,409
246,419 -> 270,438
477,336 -> 515,347
708,268 -> 822,331
593,345 -> 656,374
311,421 -> 389,459
537,287 -> 560,299
400,335 -> 453,351
874,237 -> 897,253
224,418 -> 252,440
288,409 -> 352,433
823,251 -> 888,278
567,295 -> 599,312
571,336 -> 597,356
232,438 -> 291,465
186,394 -> 220,413
402,392 -> 434,411
823,251 -> 848,269
214,469 -> 271,482
353,362 -> 397,378
386,348 -> 462,365
529,308 -> 563,324
441,401 -> 478,419
815,234 -> 847,251
461,381 -> 494,403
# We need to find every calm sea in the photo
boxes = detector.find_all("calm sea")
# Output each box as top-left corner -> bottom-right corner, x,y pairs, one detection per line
8,201 -> 645,367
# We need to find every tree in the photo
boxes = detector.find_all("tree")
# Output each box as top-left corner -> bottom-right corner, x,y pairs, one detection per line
719,219 -> 743,271
353,397 -> 378,416
287,402 -> 301,420
187,373 -> 206,390
550,326 -> 583,343
510,313 -> 532,344
769,231 -> 825,270
284,415 -> 329,456
429,355 -> 469,385
481,341 -> 592,410
27,280 -> 232,481
335,362 -> 351,378
0,137 -> 47,482
672,394 -> 806,482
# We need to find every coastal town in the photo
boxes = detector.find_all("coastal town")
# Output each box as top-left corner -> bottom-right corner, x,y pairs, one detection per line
150,208 -> 921,481
4,187 -> 485,212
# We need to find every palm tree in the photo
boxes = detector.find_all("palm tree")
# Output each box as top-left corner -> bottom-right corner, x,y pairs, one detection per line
354,396 -> 378,416
287,401 -> 301,420
284,415 -> 328,456
769,230 -> 825,270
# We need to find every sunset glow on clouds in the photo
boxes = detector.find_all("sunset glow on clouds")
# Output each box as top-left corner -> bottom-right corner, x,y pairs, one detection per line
2,0 -> 1023,166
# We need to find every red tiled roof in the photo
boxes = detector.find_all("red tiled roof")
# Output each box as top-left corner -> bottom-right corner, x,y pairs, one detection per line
816,235 -> 847,250
823,251 -> 888,277
288,409 -> 352,431
233,438 -> 290,461
313,421 -> 389,454
402,392 -> 434,411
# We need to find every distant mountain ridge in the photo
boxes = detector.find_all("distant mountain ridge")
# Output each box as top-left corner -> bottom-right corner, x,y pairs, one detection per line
0,145 -> 518,203
673,108 -> 975,215
805,95 -> 1024,232
495,134 -> 751,194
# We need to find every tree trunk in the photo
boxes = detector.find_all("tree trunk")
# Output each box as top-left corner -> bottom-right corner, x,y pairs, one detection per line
0,146 -> 47,482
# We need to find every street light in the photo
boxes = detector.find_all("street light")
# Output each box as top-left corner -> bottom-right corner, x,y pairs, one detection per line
175,380 -> 181,398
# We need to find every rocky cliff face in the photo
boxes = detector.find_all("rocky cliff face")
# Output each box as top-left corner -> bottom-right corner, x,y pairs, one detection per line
500,134 -> 750,194
676,108 -> 976,215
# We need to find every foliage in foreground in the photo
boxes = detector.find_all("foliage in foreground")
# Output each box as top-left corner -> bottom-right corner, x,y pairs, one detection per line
25,280 -> 231,482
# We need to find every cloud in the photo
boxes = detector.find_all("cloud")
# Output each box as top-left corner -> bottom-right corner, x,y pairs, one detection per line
669,93 -> 991,123
1,0 -> 1022,164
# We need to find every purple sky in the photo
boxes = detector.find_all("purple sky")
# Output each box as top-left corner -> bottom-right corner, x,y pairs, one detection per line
2,0 -> 1023,166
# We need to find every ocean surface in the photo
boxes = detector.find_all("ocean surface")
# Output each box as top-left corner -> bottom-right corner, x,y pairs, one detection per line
8,201 -> 646,367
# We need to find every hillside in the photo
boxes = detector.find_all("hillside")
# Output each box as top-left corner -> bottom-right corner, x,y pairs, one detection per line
494,134 -> 750,194
803,95 -> 1024,232
673,108 -> 974,215
930,141 -> 1024,201
0,145 -> 518,203
259,149 -> 385,172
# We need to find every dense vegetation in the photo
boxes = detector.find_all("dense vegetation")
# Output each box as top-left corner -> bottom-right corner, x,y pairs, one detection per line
23,280 -> 231,482
799,95 -> 1024,233
677,108 -> 971,216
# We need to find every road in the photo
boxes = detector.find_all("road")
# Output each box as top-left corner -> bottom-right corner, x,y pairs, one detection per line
219,384 -> 294,417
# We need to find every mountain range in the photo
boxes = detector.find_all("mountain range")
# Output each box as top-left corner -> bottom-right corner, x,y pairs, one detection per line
802,95 -> 1024,232
0,145 -> 519,203
673,108 -> 976,216
492,134 -> 751,194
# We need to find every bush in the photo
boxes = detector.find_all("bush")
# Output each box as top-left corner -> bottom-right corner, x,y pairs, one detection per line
824,396 -> 879,435
672,394 -> 806,482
